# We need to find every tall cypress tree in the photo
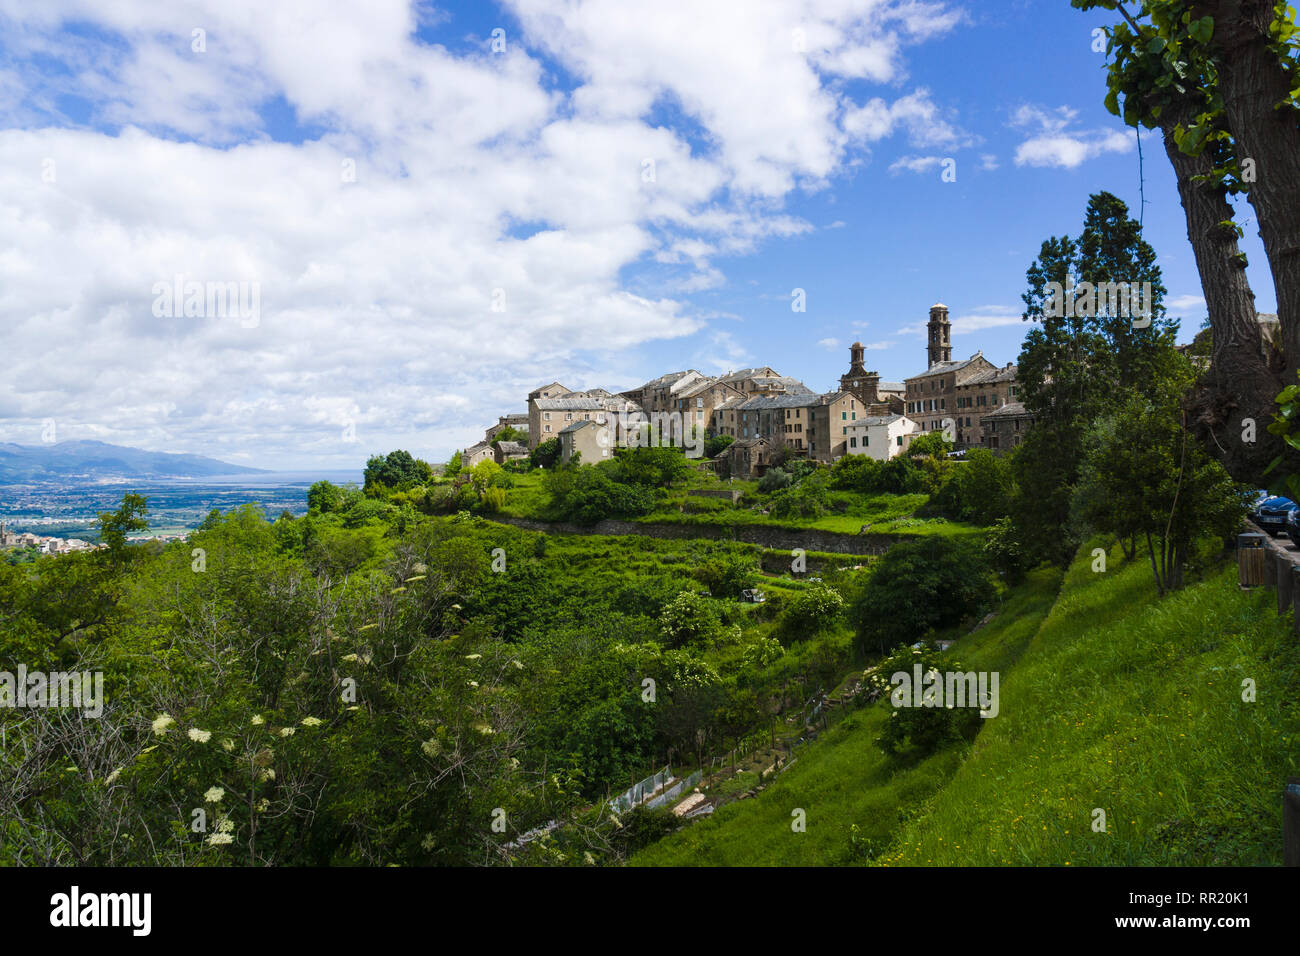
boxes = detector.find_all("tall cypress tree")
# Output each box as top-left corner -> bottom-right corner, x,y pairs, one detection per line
1012,191 -> 1176,567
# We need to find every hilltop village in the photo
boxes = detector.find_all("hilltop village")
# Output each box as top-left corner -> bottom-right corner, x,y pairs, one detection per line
463,304 -> 1032,477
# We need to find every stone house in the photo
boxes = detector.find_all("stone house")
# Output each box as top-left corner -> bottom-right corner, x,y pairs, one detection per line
620,370 -> 709,415
904,352 -> 1000,439
723,390 -> 862,463
719,436 -> 774,479
530,394 -> 641,450
558,419 -> 613,464
980,402 -> 1034,454
718,368 -> 814,399
462,441 -> 495,469
951,362 -> 1019,448
669,377 -> 747,437
492,440 -> 529,465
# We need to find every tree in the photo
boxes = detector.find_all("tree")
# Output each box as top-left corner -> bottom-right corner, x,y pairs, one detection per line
864,644 -> 982,756
1014,191 -> 1176,565
1074,364 -> 1249,593
657,591 -> 726,649
705,434 -> 735,459
364,450 -> 432,494
94,493 -> 149,559
307,480 -> 343,514
530,438 -> 561,470
850,537 -> 995,654
905,430 -> 953,459
930,448 -> 1015,525
1074,0 -> 1299,485
609,446 -> 691,487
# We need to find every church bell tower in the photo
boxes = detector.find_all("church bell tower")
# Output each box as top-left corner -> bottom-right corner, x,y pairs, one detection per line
927,303 -> 952,368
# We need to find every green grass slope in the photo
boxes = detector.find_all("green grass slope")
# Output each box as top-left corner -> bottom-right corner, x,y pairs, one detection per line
629,567 -> 1063,866
880,542 -> 1300,866
631,542 -> 1300,867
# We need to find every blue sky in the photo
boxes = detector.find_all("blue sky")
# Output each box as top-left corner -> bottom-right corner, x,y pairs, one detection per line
0,0 -> 1275,468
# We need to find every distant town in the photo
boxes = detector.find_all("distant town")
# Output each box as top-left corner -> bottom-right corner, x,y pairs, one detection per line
462,303 -> 1030,477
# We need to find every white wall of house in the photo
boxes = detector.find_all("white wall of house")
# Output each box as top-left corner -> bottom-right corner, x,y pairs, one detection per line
844,416 -> 917,461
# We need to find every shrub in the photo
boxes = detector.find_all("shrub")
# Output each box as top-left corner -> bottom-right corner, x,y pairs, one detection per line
865,643 -> 982,756
777,582 -> 845,641
544,466 -> 658,525
758,467 -> 794,492
851,537 -> 996,654
693,555 -> 759,597
928,449 -> 1015,525
657,591 -> 726,649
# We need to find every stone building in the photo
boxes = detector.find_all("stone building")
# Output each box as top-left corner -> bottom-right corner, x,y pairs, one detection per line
528,390 -> 640,450
903,302 -> 1007,444
718,368 -> 814,399
669,377 -> 747,436
492,440 -> 529,465
980,402 -> 1034,454
951,362 -> 1019,448
722,390 -> 863,463
485,414 -> 529,443
904,352 -> 998,438
926,302 -> 953,367
838,341 -> 904,412
558,419 -> 613,464
620,370 -> 709,414
718,436 -> 775,479
462,441 -> 494,469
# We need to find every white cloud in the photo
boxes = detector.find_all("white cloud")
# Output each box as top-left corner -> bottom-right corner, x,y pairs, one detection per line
843,88 -> 973,150
1011,104 -> 1132,169
1166,293 -> 1207,313
897,305 -> 1032,336
889,154 -> 945,175
818,337 -> 840,349
0,0 -> 964,464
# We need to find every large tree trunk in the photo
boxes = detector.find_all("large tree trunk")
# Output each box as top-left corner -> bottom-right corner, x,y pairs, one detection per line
1156,99 -> 1285,484
1199,1 -> 1300,376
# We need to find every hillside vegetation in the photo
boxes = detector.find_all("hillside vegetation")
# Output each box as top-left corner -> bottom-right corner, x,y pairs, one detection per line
632,542 -> 1300,866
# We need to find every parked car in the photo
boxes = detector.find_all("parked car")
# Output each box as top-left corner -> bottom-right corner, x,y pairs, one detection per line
1285,508 -> 1300,549
1250,493 -> 1298,536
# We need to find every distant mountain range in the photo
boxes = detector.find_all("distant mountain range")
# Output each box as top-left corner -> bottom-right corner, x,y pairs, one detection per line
0,441 -> 268,481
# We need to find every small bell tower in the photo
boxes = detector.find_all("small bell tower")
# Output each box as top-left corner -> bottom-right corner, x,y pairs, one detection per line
927,303 -> 951,368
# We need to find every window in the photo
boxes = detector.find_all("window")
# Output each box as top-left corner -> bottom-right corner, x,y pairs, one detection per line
896,435 -> 903,446
841,411 -> 847,420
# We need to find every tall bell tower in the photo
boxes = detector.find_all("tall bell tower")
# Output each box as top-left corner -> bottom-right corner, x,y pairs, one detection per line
927,303 -> 952,368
